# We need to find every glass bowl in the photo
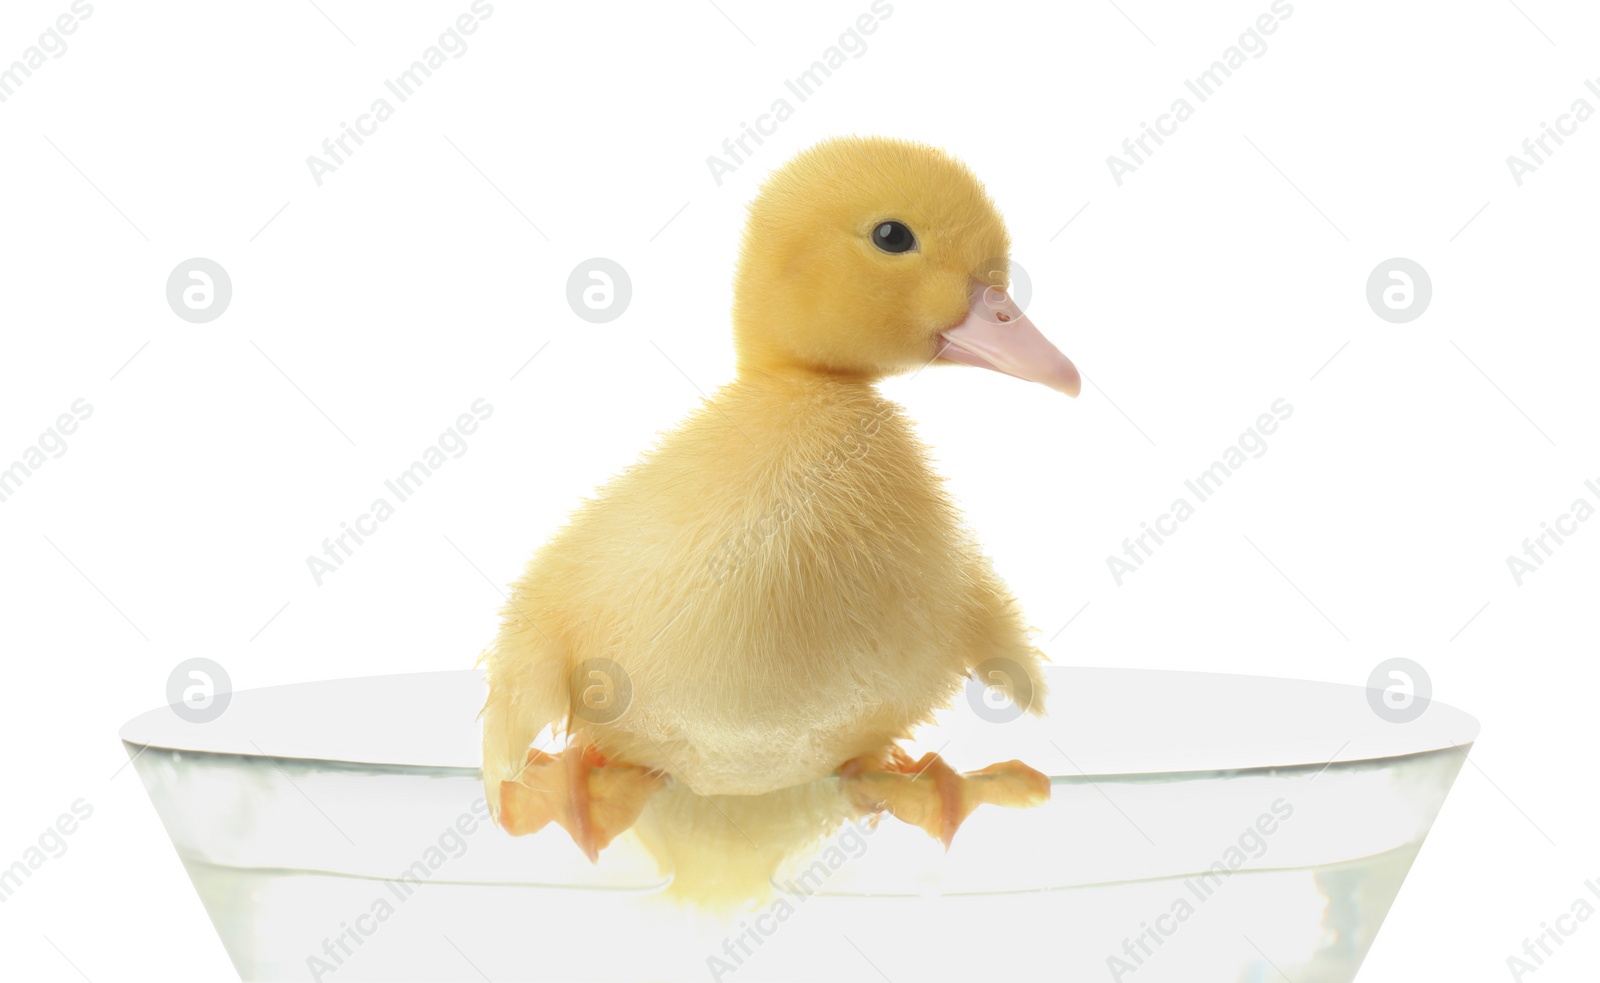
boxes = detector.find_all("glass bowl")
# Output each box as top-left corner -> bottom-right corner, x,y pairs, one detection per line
120,667 -> 1478,982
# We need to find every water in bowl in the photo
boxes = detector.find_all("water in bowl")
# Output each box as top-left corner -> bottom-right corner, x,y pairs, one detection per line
122,669 -> 1476,981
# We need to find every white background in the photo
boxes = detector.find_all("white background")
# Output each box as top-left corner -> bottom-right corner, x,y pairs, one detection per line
1,0 -> 1597,979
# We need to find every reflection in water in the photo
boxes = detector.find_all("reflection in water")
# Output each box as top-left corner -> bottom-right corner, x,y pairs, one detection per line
139,748 -> 1460,981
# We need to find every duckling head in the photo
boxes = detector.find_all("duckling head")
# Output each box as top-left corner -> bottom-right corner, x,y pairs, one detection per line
732,136 -> 1079,396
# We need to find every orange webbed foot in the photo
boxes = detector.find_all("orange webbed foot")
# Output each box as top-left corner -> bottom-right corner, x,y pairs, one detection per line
498,742 -> 664,862
840,751 -> 1050,849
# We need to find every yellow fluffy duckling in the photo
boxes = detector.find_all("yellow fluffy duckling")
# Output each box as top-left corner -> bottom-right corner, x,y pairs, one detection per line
480,135 -> 1080,907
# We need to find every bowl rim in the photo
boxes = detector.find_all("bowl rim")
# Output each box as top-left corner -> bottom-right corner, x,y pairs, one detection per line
118,666 -> 1483,780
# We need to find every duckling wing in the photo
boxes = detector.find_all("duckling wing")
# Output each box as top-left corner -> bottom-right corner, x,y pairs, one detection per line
479,611 -> 570,821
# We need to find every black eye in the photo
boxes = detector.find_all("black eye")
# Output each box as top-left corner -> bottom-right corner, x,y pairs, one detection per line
871,220 -> 917,254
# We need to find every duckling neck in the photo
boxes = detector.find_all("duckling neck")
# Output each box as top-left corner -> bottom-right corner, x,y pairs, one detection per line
735,359 -> 879,395
720,365 -> 913,491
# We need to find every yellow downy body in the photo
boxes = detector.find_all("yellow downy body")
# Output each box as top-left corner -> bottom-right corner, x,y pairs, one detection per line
481,137 -> 1054,906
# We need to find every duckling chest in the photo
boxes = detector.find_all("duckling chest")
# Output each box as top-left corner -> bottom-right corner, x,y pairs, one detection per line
596,403 -> 979,786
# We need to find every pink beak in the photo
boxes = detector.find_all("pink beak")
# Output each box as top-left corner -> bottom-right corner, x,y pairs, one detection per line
937,283 -> 1080,397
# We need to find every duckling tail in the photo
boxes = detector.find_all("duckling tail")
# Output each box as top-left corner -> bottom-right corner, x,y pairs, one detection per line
630,780 -> 861,915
